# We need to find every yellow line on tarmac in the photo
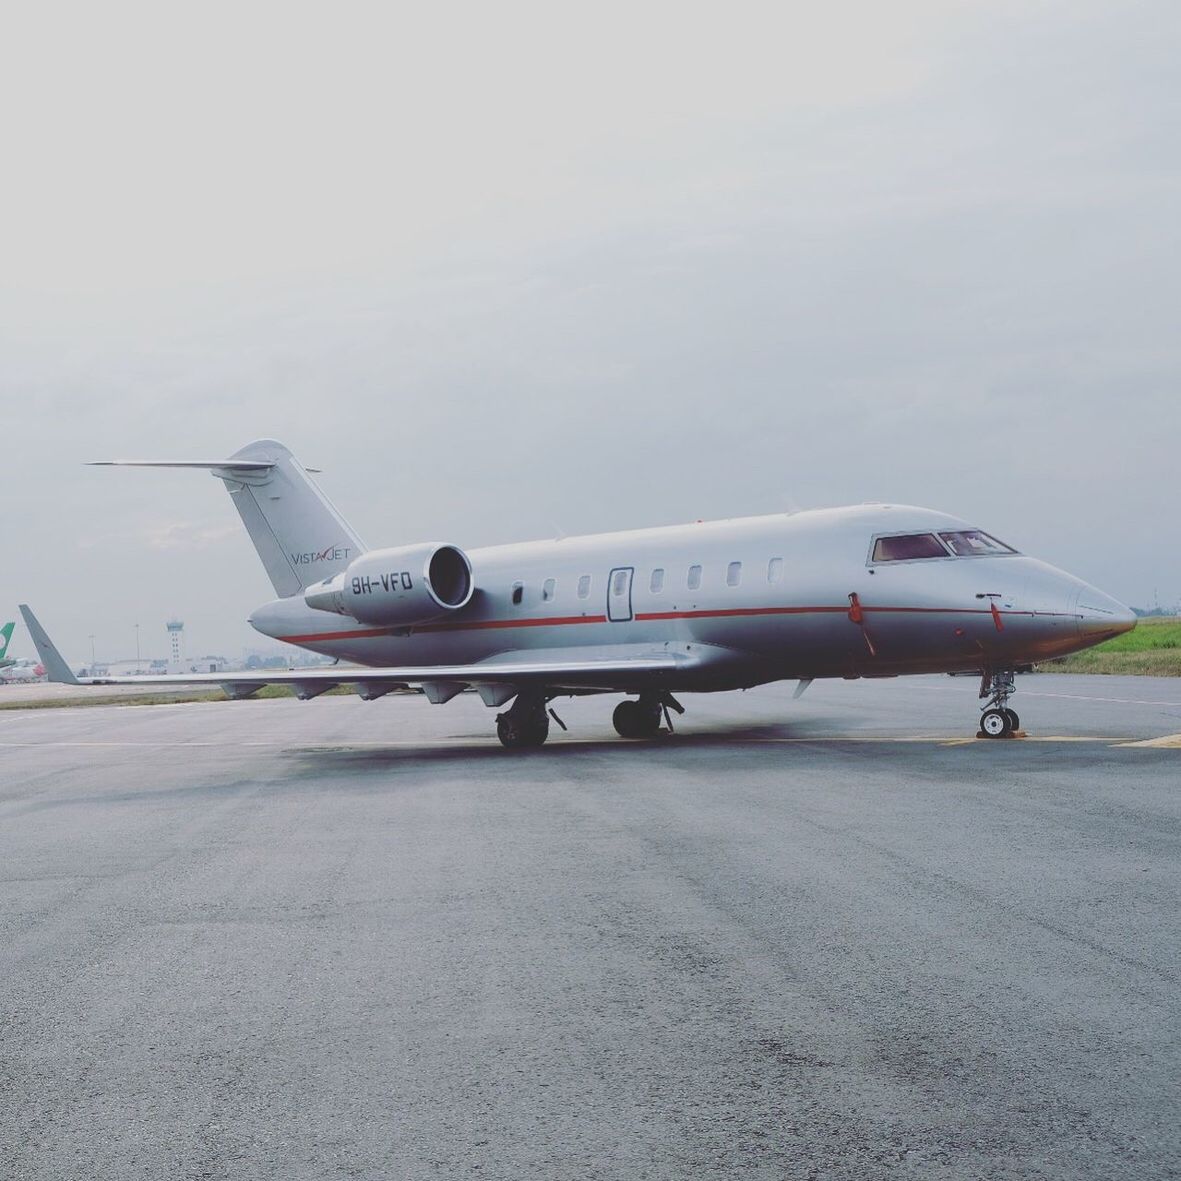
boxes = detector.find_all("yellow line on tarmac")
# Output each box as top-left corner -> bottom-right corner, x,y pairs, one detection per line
1027,736 -> 1132,743
725,735 -> 1136,745
749,735 -> 953,744
1111,733 -> 1181,749
938,736 -> 1132,746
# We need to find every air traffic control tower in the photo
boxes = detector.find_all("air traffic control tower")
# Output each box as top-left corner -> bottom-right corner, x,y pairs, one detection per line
167,619 -> 184,669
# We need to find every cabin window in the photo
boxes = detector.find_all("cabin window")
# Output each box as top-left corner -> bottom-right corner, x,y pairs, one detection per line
511,581 -> 524,605
939,530 -> 1018,557
871,533 -> 949,563
726,561 -> 742,587
687,564 -> 702,591
542,578 -> 556,602
577,574 -> 591,599
768,557 -> 783,583
650,568 -> 664,593
612,569 -> 629,597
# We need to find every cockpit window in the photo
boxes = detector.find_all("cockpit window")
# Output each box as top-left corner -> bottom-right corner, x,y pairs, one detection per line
871,533 -> 949,562
939,530 -> 1017,557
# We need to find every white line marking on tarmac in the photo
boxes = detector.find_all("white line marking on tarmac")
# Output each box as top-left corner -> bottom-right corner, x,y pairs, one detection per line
1019,691 -> 1181,707
0,741 -> 281,747
896,683 -> 1181,708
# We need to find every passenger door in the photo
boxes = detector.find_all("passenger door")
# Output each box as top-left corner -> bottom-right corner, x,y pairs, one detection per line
607,567 -> 634,622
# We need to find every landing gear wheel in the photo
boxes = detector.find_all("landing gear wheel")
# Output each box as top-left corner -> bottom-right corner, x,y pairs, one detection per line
978,669 -> 1021,739
613,699 -> 662,739
980,708 -> 1012,739
496,708 -> 550,749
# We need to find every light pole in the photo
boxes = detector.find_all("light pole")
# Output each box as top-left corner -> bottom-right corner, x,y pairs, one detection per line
135,623 -> 140,664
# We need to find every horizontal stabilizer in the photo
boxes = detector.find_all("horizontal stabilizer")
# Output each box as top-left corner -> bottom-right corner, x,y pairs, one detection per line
88,460 -> 275,470
90,440 -> 352,596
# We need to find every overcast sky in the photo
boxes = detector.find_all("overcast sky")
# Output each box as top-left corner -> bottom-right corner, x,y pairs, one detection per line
2,0 -> 1178,663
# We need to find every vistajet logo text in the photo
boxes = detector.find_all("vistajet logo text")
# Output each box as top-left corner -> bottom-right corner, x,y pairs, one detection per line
290,545 -> 353,566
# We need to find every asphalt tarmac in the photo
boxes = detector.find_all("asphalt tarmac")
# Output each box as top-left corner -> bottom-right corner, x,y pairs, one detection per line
2,674 -> 1179,1180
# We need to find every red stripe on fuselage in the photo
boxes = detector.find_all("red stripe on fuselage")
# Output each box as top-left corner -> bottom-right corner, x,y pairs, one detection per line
279,614 -> 608,643
635,606 -> 845,622
276,605 -> 1076,645
418,614 -> 609,633
634,606 -> 1072,622
279,626 -> 395,643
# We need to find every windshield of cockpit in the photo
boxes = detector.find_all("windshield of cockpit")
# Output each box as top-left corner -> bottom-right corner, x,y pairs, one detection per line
870,530 -> 1017,563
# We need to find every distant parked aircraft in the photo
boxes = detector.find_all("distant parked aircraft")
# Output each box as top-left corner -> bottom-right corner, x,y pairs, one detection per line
0,621 -> 44,684
22,439 -> 1135,745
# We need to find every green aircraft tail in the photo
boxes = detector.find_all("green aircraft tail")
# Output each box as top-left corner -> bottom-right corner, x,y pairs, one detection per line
0,620 -> 14,668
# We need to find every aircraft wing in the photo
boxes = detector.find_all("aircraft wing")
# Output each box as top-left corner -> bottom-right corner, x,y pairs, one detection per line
18,606 -> 689,699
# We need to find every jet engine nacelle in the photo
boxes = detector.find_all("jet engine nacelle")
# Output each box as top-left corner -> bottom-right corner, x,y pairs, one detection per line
304,543 -> 474,626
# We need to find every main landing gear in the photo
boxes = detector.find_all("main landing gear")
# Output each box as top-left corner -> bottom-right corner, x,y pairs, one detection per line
978,670 -> 1021,739
612,693 -> 684,739
496,691 -> 686,749
496,694 -> 552,750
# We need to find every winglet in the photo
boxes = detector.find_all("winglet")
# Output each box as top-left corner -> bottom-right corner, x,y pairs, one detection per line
17,606 -> 80,685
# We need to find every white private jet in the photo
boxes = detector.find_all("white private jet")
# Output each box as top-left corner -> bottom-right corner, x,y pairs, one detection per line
21,439 -> 1134,746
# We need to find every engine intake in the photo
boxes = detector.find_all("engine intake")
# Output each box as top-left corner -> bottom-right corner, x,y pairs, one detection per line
304,543 -> 474,626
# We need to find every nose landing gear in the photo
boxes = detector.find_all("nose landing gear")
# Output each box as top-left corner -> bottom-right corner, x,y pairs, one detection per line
978,670 -> 1022,738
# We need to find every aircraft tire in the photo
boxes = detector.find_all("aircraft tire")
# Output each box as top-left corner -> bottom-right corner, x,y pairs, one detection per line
1003,708 -> 1020,732
612,700 -> 640,738
980,708 -> 1012,739
497,710 -> 549,749
613,699 -> 661,739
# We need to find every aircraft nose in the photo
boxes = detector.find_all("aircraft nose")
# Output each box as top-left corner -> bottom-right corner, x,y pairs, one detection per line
1075,587 -> 1137,642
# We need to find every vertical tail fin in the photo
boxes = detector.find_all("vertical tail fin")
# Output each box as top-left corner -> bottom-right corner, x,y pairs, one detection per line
0,621 -> 14,664
213,440 -> 365,597
90,439 -> 366,598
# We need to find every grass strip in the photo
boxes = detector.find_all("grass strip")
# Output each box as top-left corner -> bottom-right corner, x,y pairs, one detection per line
1038,616 -> 1181,676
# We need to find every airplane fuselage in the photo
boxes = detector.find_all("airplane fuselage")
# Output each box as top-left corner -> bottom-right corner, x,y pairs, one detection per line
249,504 -> 1131,691
0,660 -> 43,684
23,441 -> 1137,746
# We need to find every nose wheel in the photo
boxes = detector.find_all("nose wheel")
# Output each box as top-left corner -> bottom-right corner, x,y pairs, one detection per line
980,708 -> 1011,738
978,671 -> 1022,739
